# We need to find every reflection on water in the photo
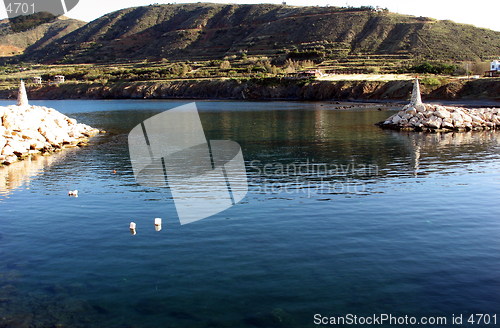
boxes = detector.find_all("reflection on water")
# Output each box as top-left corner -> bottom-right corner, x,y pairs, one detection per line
2,107 -> 498,202
0,100 -> 499,328
0,150 -> 75,198
387,130 -> 500,177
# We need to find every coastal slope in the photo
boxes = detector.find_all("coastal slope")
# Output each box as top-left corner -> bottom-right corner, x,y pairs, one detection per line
17,3 -> 500,63
2,78 -> 497,101
0,16 -> 85,57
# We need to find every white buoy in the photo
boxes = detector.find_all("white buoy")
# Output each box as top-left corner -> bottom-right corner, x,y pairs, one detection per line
68,190 -> 78,197
129,222 -> 137,235
154,218 -> 162,232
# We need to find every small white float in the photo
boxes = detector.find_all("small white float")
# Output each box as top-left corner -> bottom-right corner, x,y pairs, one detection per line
129,222 -> 137,235
154,218 -> 162,232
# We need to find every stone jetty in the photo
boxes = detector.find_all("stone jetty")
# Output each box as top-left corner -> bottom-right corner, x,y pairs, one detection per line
0,81 -> 100,165
377,79 -> 500,132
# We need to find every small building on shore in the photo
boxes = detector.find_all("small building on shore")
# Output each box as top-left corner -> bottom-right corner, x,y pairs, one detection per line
33,76 -> 42,84
490,60 -> 500,71
485,60 -> 500,77
54,75 -> 65,84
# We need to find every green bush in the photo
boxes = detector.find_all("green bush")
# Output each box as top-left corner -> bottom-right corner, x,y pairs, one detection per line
421,77 -> 447,87
410,62 -> 457,75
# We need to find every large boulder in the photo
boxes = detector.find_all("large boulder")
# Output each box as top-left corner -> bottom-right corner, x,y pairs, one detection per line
425,116 -> 442,129
442,118 -> 454,129
405,107 -> 417,115
470,115 -> 485,124
415,104 -> 426,112
402,113 -> 413,120
435,108 -> 451,119
7,139 -> 29,155
391,115 -> 402,124
450,112 -> 463,122
1,145 -> 15,156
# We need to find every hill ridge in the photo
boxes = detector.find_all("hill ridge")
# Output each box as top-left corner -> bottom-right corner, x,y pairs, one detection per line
8,3 -> 500,63
0,16 -> 85,57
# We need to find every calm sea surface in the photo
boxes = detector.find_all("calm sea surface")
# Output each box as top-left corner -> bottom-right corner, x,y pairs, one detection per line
0,100 -> 499,328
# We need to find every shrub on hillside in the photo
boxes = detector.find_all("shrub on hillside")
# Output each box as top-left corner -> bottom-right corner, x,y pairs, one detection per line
219,61 -> 231,70
421,77 -> 448,87
410,62 -> 458,75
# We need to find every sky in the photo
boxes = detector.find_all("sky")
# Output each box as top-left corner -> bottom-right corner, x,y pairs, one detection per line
1,0 -> 499,31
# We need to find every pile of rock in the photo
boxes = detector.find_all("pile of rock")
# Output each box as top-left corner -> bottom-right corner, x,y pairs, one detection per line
1,81 -> 100,165
377,79 -> 499,132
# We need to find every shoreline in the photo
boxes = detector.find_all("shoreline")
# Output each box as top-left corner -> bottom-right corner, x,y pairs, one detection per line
1,97 -> 497,109
0,97 -> 498,108
0,78 -> 498,104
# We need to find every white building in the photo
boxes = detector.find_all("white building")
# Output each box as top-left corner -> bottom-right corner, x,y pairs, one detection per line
33,76 -> 42,84
491,60 -> 500,71
54,75 -> 65,83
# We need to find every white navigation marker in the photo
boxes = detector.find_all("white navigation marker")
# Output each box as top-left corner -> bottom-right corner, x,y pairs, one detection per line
17,80 -> 29,107
410,78 -> 422,106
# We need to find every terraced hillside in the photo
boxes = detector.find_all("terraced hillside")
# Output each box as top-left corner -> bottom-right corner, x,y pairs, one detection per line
17,3 -> 500,64
0,16 -> 85,57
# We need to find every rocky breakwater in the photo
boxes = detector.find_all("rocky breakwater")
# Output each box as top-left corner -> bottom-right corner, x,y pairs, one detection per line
0,81 -> 100,165
377,79 -> 499,132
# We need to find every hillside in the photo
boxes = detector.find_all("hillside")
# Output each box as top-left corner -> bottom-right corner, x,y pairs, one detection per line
17,3 -> 500,64
0,16 -> 85,57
